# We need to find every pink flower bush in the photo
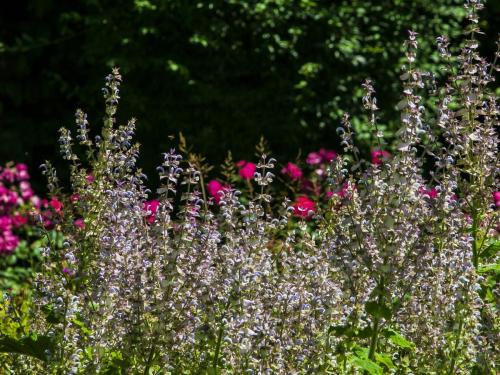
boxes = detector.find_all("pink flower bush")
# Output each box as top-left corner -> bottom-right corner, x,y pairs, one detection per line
292,196 -> 316,219
371,149 -> 391,165
236,160 -> 256,180
0,162 -> 42,255
281,162 -> 303,181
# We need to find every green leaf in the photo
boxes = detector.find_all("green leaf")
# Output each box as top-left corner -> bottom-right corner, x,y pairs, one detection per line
349,355 -> 383,374
329,324 -> 356,338
375,352 -> 395,369
365,301 -> 391,320
479,240 -> 499,259
384,329 -> 415,350
0,335 -> 55,362
478,263 -> 500,274
72,318 -> 92,335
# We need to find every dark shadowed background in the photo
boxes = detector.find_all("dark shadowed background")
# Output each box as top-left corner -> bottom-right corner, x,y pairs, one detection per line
1,0 -> 498,190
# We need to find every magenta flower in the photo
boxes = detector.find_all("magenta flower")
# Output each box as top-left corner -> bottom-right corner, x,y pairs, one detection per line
306,149 -> 337,165
15,163 -> 30,181
493,191 -> 500,208
292,196 -> 316,219
11,214 -> 28,228
281,162 -> 303,181
74,218 -> 85,230
0,216 -> 11,231
0,230 -> 19,254
306,152 -> 322,165
62,267 -> 75,277
319,148 -> 337,163
207,180 -> 230,205
371,149 -> 391,165
19,181 -> 34,201
236,160 -> 256,180
419,187 -> 439,200
329,182 -> 356,200
0,186 -> 18,207
70,193 -> 81,203
144,200 -> 160,224
49,197 -> 63,213
0,168 -> 15,183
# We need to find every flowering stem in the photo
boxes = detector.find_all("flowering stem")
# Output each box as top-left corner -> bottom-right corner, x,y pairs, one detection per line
471,207 -> 479,269
212,297 -> 231,373
448,316 -> 464,375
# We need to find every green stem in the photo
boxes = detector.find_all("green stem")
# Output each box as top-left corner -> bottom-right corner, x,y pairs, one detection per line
143,339 -> 157,375
471,208 -> 478,269
368,317 -> 380,361
368,276 -> 385,362
212,323 -> 225,374
448,317 -> 464,375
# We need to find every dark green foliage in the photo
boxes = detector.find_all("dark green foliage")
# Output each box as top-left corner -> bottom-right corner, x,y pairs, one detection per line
0,0 -> 498,189
0,334 -> 55,362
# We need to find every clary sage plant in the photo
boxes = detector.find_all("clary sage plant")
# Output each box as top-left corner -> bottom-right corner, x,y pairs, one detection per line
1,0 -> 498,373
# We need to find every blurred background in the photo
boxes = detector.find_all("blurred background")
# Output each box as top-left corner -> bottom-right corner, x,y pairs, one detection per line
1,0 -> 498,190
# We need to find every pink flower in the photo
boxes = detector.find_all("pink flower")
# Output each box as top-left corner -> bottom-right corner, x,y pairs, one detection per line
0,168 -> 15,183
236,160 -> 256,180
319,148 -> 337,163
207,180 -> 230,205
70,193 -> 81,203
419,187 -> 439,199
493,191 -> 500,208
330,182 -> 356,200
292,196 -> 316,219
15,163 -> 30,181
11,214 -> 28,228
86,174 -> 94,184
0,230 -> 19,254
0,216 -> 11,231
281,162 -> 303,181
19,181 -> 34,201
143,200 -> 160,224
0,186 -> 18,206
49,197 -> 63,213
74,218 -> 85,230
306,149 -> 337,165
30,196 -> 41,208
371,150 -> 391,165
306,152 -> 322,165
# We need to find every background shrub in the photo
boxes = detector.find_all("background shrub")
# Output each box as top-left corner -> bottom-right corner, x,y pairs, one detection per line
1,0 -> 498,190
